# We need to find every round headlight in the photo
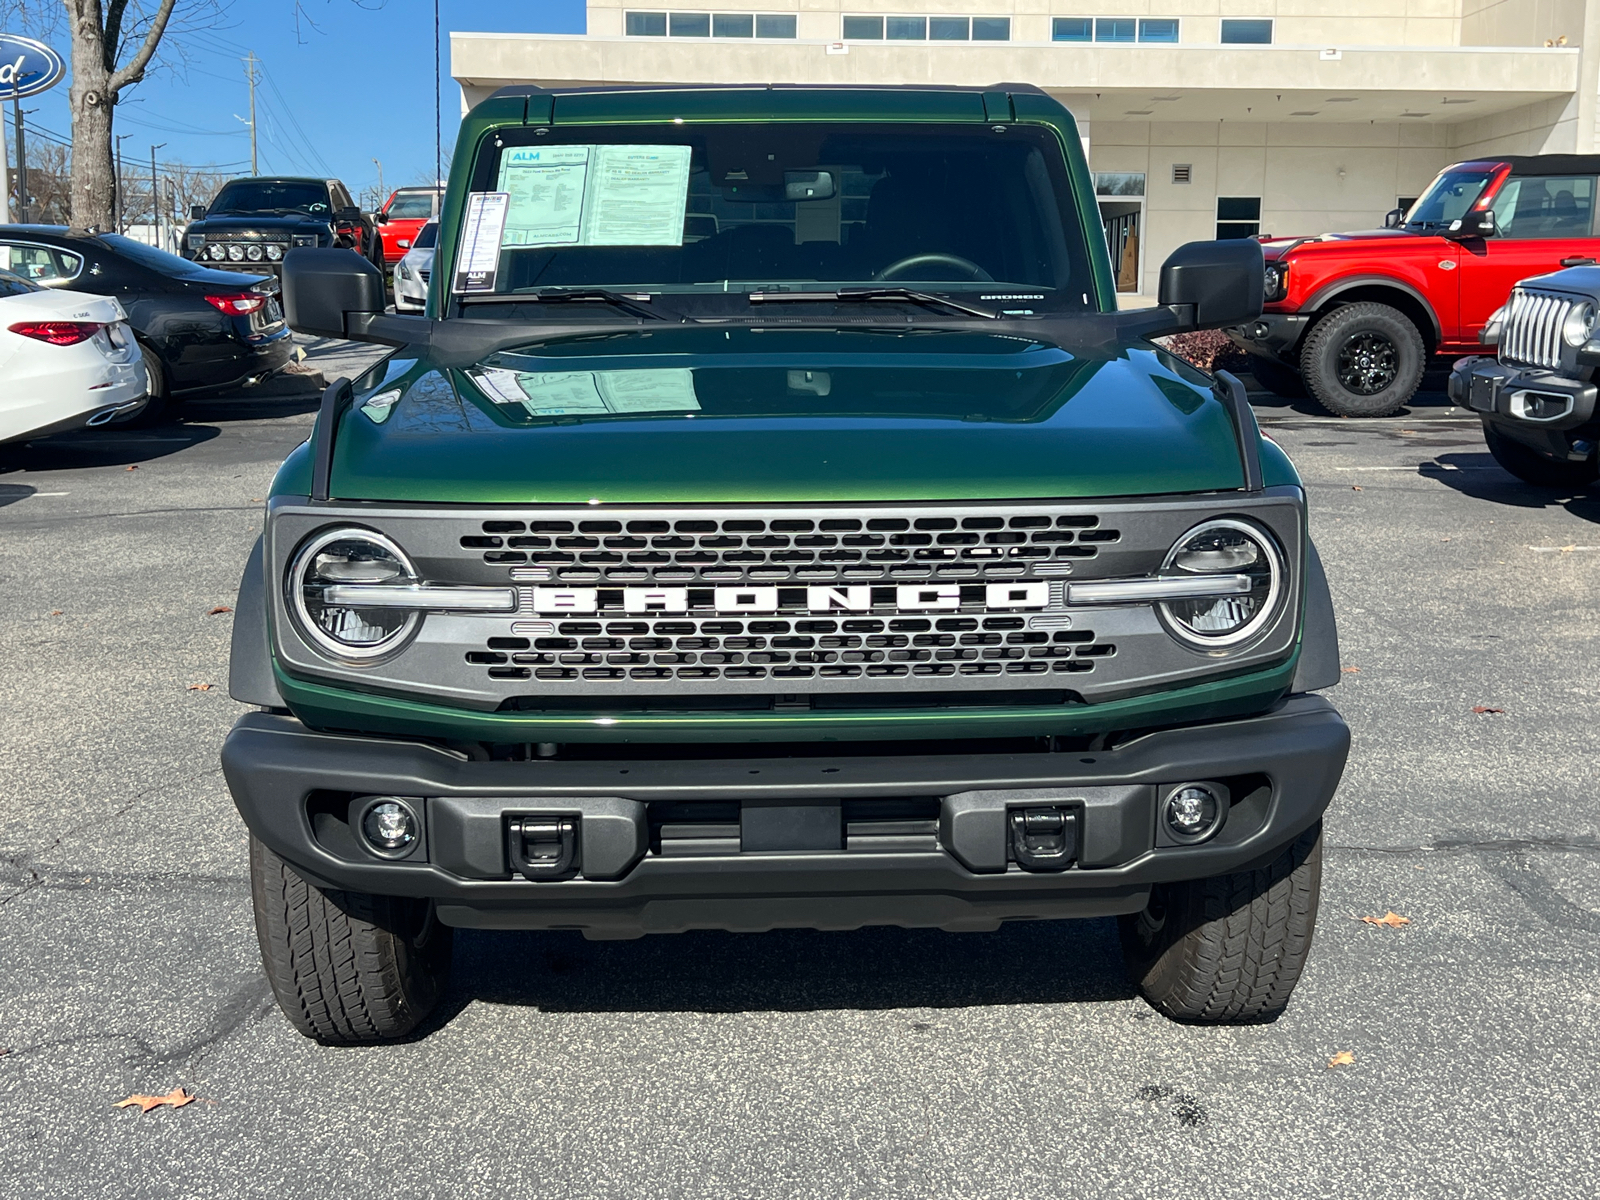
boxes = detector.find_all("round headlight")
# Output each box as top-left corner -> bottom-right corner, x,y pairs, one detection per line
227,244 -> 245,262
207,244 -> 226,261
246,244 -> 264,261
1157,518 -> 1284,649
288,528 -> 421,661
358,797 -> 419,857
1562,302 -> 1595,347
266,244 -> 283,261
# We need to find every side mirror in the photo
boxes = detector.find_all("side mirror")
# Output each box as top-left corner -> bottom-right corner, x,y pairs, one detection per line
1447,209 -> 1496,239
1157,238 -> 1265,331
374,211 -> 389,224
282,248 -> 386,338
190,204 -> 207,221
335,206 -> 362,224
1384,207 -> 1404,229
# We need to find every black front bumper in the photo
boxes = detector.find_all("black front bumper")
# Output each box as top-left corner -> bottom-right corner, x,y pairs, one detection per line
1226,313 -> 1312,362
222,696 -> 1349,939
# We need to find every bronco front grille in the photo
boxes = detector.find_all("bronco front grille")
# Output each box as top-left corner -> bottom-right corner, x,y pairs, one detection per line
461,513 -> 1118,585
1500,288 -> 1578,370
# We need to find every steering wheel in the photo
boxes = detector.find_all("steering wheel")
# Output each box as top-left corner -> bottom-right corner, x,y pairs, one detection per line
875,253 -> 993,282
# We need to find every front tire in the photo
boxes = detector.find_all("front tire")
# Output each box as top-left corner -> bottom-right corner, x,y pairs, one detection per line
1484,422 -> 1599,489
1246,354 -> 1305,398
249,835 -> 453,1043
1119,821 -> 1322,1023
1300,302 -> 1425,417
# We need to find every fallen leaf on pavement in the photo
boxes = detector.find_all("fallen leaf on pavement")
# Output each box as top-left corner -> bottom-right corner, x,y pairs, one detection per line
206,606 -> 233,616
187,683 -> 215,691
1341,666 -> 1360,674
1358,911 -> 1411,928
1559,545 -> 1578,554
115,1087 -> 200,1113
125,465 -> 138,471
1351,485 -> 1363,491
1472,705 -> 1506,715
49,610 -> 62,616
1326,1051 -> 1355,1069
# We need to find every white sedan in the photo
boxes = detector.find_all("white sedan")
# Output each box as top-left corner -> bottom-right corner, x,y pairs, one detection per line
0,267 -> 146,444
393,218 -> 437,313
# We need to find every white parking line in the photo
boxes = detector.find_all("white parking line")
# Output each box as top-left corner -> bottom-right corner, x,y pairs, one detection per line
1330,464 -> 1499,472
1529,546 -> 1599,553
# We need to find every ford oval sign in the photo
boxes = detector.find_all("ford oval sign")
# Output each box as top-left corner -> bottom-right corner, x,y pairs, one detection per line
0,34 -> 65,101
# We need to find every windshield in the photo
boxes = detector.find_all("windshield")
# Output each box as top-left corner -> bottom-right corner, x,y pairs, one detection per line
210,180 -> 331,217
413,219 -> 438,250
457,122 -> 1095,312
1403,166 -> 1498,231
0,267 -> 39,296
100,234 -> 228,279
387,191 -> 436,219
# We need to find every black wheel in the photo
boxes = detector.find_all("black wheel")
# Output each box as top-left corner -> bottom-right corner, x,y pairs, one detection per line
126,343 -> 173,426
1300,302 -> 1425,417
1119,821 -> 1322,1023
249,835 -> 453,1043
1246,354 -> 1305,398
1483,422 -> 1598,489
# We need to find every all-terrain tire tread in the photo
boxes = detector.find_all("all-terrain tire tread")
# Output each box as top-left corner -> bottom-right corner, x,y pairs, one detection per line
1300,302 -> 1424,418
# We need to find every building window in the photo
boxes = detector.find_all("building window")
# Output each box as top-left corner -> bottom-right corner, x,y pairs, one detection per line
1053,18 -> 1091,42
1096,172 -> 1146,197
626,12 -> 799,39
1139,19 -> 1179,43
625,11 -> 667,36
1217,196 -> 1261,239
843,15 -> 1009,42
1096,18 -> 1136,42
1220,19 -> 1273,44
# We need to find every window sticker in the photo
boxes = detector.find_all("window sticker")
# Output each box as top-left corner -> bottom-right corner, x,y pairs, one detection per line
496,144 -> 693,249
453,191 -> 510,292
471,367 -> 700,417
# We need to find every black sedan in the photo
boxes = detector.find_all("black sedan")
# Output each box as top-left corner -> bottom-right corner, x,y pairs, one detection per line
0,225 -> 294,418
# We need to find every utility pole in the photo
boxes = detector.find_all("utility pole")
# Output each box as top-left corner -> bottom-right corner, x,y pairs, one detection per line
243,53 -> 259,175
114,133 -> 134,233
150,143 -> 166,249
12,102 -> 28,223
435,0 -> 442,186
372,157 -> 384,203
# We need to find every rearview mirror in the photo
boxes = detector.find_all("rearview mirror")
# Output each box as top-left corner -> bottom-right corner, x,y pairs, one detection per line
282,248 -> 387,339
784,171 -> 836,201
190,204 -> 206,221
1446,208 -> 1496,239
1384,207 -> 1404,228
1157,239 -> 1265,330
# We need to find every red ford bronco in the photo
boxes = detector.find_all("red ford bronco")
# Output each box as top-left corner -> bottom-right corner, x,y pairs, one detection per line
1228,154 -> 1600,416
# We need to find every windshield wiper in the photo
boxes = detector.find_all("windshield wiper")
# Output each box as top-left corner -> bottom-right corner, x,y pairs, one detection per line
497,288 -> 669,321
748,287 -> 998,320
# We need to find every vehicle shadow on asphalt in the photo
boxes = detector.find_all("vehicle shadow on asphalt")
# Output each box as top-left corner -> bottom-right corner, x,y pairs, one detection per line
1428,451 -> 1600,522
0,423 -> 224,473
1243,371 -> 1456,421
434,919 -> 1135,1022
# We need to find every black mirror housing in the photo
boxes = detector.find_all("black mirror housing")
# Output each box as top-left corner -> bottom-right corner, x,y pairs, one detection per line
335,206 -> 362,224
190,204 -> 207,221
1384,207 -> 1404,229
1157,239 -> 1265,331
374,211 -> 389,224
1446,208 -> 1496,239
282,248 -> 386,338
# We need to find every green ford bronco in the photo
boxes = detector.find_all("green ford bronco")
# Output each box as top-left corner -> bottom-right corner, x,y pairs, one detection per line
223,83 -> 1349,1042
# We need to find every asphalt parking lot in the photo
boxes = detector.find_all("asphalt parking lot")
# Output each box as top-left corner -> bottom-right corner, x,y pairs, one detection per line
2,347 -> 1597,1200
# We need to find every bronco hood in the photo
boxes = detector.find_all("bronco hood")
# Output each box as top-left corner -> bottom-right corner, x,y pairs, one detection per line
320,327 -> 1249,504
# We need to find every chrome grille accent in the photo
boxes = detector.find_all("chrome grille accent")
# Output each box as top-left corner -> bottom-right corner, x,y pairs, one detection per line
467,615 -> 1114,684
1501,288 -> 1578,370
419,267 -> 431,283
461,513 -> 1117,585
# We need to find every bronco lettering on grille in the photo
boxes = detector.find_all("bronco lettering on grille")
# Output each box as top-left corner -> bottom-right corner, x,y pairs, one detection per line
526,583 -> 1051,615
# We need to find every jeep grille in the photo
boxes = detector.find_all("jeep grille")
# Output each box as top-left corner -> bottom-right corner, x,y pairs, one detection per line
1500,288 -> 1579,370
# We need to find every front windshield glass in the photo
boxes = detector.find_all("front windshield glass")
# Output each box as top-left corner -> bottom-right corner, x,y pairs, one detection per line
1404,167 -> 1497,230
459,122 -> 1095,311
210,180 -> 330,216
388,191 -> 435,219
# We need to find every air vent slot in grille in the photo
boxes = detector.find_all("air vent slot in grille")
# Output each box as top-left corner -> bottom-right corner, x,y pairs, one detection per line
1500,288 -> 1578,370
460,512 -> 1115,581
465,619 -> 1113,684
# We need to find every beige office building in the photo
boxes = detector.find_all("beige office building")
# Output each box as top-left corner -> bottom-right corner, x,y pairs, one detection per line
452,1 -> 1600,296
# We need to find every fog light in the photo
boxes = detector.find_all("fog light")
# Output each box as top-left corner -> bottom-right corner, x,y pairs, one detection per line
1162,784 -> 1226,845
358,797 -> 419,857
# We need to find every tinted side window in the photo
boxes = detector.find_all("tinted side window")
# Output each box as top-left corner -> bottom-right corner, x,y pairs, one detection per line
0,242 -> 83,283
0,266 -> 40,296
1492,175 -> 1597,239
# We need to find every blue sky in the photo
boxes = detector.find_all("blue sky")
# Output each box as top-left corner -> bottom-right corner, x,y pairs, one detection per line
8,0 -> 586,206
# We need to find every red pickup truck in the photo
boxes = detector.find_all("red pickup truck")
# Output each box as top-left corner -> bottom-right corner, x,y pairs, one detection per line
1228,154 -> 1600,416
374,187 -> 443,266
